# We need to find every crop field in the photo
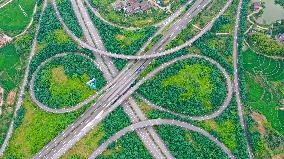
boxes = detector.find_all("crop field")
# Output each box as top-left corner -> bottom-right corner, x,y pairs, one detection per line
0,0 -> 36,36
243,49 -> 284,134
242,49 -> 284,158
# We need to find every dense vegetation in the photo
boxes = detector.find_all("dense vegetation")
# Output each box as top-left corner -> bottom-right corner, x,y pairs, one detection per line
137,96 -> 250,159
246,33 -> 284,56
57,0 -> 83,37
3,94 -> 86,159
156,125 -> 229,159
63,107 -> 152,159
34,54 -> 106,109
275,0 -> 284,8
138,58 -> 227,116
0,13 -> 34,148
87,7 -> 156,70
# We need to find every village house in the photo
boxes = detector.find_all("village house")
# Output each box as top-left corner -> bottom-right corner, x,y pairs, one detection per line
253,2 -> 260,11
0,33 -> 12,48
112,0 -> 152,16
276,33 -> 284,44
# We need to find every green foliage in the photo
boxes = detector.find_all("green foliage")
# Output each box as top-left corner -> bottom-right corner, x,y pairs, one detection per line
98,133 -> 153,159
271,20 -> 284,36
13,106 -> 26,128
138,58 -> 227,116
243,49 -> 284,81
34,54 -> 106,109
275,0 -> 284,8
3,94 -> 85,158
89,0 -> 176,28
246,33 -> 284,56
87,7 -> 156,70
162,64 -> 214,108
156,125 -> 229,159
57,0 -> 83,37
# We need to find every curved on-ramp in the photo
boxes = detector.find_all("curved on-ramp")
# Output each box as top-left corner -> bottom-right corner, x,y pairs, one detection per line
136,54 -> 233,121
29,53 -> 103,113
84,0 -> 194,31
51,0 -> 233,59
88,119 -> 236,159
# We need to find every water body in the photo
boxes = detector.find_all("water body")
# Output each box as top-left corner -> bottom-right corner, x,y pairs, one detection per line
256,0 -> 284,25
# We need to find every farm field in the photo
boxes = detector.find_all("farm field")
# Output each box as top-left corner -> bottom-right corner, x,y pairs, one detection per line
0,0 -> 36,36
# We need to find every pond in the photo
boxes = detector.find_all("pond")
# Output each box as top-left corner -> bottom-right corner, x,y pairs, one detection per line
256,0 -> 284,25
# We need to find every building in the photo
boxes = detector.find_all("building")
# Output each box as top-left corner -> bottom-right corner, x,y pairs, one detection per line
276,33 -> 284,44
253,2 -> 260,11
112,0 -> 153,16
0,33 -> 12,48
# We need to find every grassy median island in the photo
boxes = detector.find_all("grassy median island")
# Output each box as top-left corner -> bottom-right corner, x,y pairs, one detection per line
62,107 -> 152,159
89,0 -> 184,28
138,58 -> 227,116
2,94 -> 86,159
0,0 -> 36,36
156,125 -> 229,159
34,54 -> 106,109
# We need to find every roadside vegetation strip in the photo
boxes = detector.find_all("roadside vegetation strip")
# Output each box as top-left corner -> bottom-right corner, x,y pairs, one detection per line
29,53 -> 105,113
0,0 -> 47,156
88,119 -> 236,159
52,0 -> 233,59
233,0 -> 254,158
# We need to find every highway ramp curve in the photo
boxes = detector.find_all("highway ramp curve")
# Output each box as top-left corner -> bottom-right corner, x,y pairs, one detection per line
51,0 -> 233,60
88,119 -> 236,159
29,52 -> 103,113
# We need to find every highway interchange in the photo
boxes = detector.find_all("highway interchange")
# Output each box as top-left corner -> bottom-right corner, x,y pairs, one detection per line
0,0 -> 254,158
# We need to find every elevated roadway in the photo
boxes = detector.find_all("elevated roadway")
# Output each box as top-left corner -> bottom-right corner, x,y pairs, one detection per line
88,119 -> 236,159
33,0 -> 234,158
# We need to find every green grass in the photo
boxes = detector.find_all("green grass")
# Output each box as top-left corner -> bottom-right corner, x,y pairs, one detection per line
138,58 -> 227,116
162,64 -> 214,109
62,107 -> 132,158
0,43 -> 24,90
97,132 -> 153,159
243,49 -> 284,81
243,49 -> 284,134
2,94 -> 85,159
156,125 -> 229,159
48,66 -> 95,107
34,54 -> 106,109
0,0 -> 36,36
0,44 -> 19,89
